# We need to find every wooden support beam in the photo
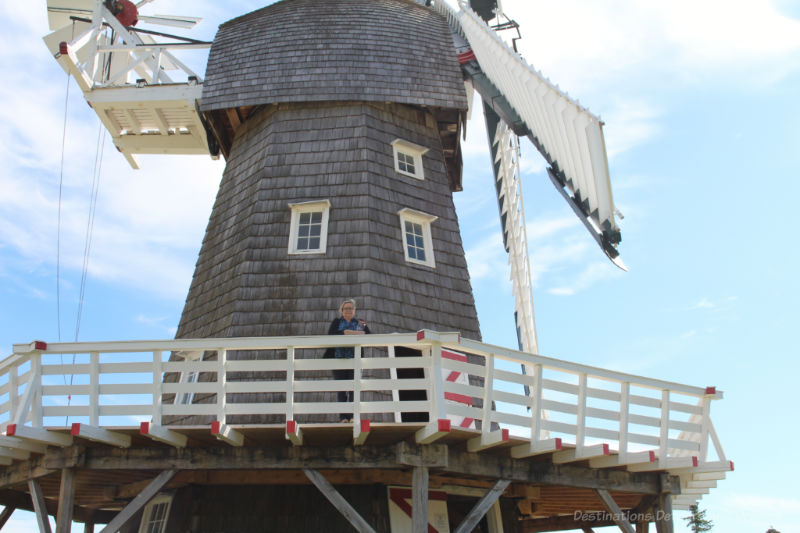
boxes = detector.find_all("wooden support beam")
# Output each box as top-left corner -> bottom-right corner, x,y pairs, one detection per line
0,506 -> 15,529
453,479 -> 510,533
71,424 -> 131,448
303,469 -> 376,533
285,420 -> 303,446
210,422 -> 244,447
55,468 -> 75,533
412,466 -> 429,533
466,429 -> 509,453
628,456 -> 697,472
590,450 -> 656,469
654,473 -> 675,533
0,448 -> 29,461
553,444 -> 610,464
0,436 -> 48,454
6,426 -> 72,448
596,488 -> 635,533
353,419 -> 370,446
139,422 -> 187,448
83,522 -> 94,533
28,479 -> 52,533
99,470 -> 177,533
415,419 -> 450,445
511,438 -> 562,459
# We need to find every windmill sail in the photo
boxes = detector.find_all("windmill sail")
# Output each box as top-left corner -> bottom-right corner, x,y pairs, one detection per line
433,0 -> 624,268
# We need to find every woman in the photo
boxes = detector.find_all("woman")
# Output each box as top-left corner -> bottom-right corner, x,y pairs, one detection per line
326,299 -> 371,422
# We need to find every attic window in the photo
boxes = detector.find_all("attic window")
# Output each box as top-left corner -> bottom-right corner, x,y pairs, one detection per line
288,199 -> 331,255
392,139 -> 429,180
139,494 -> 173,533
398,208 -> 437,268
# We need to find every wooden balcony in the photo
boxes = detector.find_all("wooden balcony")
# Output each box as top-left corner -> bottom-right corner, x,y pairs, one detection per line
2,330 -> 730,514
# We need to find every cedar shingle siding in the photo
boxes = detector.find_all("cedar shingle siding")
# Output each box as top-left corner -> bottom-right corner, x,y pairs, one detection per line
200,0 -> 468,112
170,0 -> 480,424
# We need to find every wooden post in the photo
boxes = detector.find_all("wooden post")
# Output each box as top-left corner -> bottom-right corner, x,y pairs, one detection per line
216,349 -> 227,424
286,347 -> 295,423
618,382 -> 630,463
151,350 -> 162,425
90,352 -> 100,426
453,479 -> 510,533
659,390 -> 670,465
388,346 -> 401,422
56,468 -> 76,533
480,354 -> 495,432
303,469 -> 376,533
654,473 -> 674,533
412,465 -> 429,533
83,523 -> 94,533
0,506 -> 16,529
28,479 -> 52,533
353,345 -> 362,423
99,470 -> 177,533
576,373 -> 588,455
595,489 -> 635,533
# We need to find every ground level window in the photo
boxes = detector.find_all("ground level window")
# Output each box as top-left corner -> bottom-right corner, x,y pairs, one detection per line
139,494 -> 173,533
288,199 -> 331,255
398,208 -> 437,268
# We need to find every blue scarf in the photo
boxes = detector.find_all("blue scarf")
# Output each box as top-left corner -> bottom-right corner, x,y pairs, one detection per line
335,317 -> 361,358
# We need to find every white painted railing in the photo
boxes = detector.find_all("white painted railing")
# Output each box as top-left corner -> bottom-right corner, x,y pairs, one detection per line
2,331 -> 729,468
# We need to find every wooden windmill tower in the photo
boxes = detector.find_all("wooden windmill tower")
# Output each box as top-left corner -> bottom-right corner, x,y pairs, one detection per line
0,0 -> 731,532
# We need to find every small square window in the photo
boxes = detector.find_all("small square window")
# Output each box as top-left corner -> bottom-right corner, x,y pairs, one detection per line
288,200 -> 331,255
398,208 -> 437,268
392,139 -> 428,180
139,494 -> 173,533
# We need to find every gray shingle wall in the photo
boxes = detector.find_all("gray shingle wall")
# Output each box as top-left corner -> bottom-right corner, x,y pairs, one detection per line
177,101 -> 479,341
200,0 -> 468,112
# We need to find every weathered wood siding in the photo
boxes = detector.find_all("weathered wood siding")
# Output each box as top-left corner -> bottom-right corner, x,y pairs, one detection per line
201,0 -> 468,112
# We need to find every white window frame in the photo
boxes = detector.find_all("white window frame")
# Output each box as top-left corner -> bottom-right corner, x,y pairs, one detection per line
398,208 -> 437,268
288,199 -> 331,255
176,351 -> 202,405
392,139 -> 428,180
138,493 -> 173,533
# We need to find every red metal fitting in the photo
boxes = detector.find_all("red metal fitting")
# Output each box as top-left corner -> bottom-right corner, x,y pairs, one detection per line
59,42 -> 68,55
34,341 -> 47,350
139,422 -> 150,434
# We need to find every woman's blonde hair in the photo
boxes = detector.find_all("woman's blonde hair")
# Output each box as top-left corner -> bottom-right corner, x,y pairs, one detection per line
339,299 -> 357,314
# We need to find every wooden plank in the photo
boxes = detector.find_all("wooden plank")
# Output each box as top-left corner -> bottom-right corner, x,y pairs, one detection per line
353,419 -> 371,446
285,421 -> 303,446
6,426 -> 72,447
654,491 -> 674,533
55,469 -> 75,533
0,448 -> 30,461
452,479 -> 510,533
553,443 -> 610,464
590,450 -> 656,469
303,469 -> 376,533
27,479 -> 52,533
415,419 -> 450,445
98,470 -> 177,533
510,437 -> 562,458
466,429 -> 509,452
210,422 -> 244,447
595,488 -> 635,533
70,424 -> 131,448
139,422 -> 187,448
412,466 -> 428,533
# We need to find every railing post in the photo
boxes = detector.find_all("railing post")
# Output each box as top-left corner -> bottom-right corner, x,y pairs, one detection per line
618,381 -> 630,463
388,346 -> 401,423
216,350 -> 227,424
480,354 -> 495,433
428,342 -> 446,422
31,353 -> 43,427
575,373 -> 588,454
8,365 -> 18,427
528,364 -> 543,442
659,389 -> 670,464
699,393 -> 712,462
285,347 -> 295,423
353,345 -> 362,423
152,351 -> 162,425
90,352 -> 100,426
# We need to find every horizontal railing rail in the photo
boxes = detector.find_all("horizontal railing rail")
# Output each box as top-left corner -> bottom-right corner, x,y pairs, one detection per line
3,331 -> 727,472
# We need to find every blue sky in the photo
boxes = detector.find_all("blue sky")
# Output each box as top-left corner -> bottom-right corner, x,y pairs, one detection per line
1,0 -> 799,531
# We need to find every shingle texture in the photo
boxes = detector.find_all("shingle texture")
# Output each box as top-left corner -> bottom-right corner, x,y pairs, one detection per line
200,0 -> 468,111
178,102 -> 480,341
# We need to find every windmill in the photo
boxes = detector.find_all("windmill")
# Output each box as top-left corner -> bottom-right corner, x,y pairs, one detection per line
0,0 -> 730,531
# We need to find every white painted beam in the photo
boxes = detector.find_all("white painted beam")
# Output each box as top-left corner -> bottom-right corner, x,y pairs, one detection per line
139,422 -> 187,448
6,425 -> 72,447
353,419 -> 370,446
467,429 -> 509,452
285,420 -> 303,446
415,419 -> 451,445
210,422 -> 244,447
553,443 -> 609,464
510,438 -> 562,459
71,423 -> 131,448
